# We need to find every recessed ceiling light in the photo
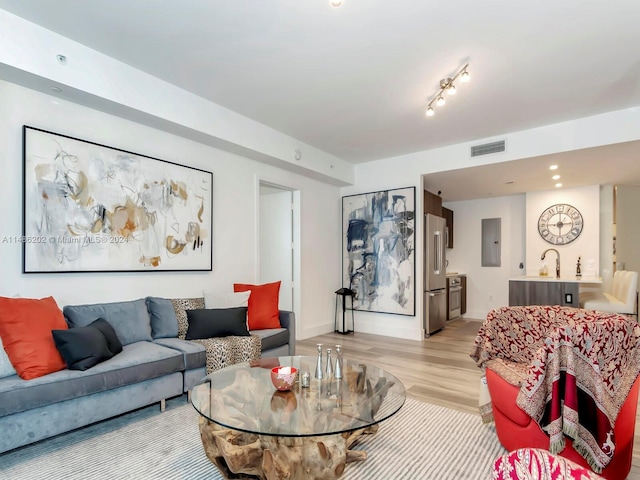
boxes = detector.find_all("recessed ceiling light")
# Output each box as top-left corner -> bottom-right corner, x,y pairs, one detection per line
549,165 -> 558,170
330,0 -> 343,6
555,183 -> 563,188
552,174 -> 560,180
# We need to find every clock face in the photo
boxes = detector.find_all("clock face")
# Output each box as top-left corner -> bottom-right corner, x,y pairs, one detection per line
537,203 -> 583,245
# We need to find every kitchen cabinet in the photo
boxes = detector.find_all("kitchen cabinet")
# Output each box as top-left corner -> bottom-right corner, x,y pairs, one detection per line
442,207 -> 454,248
508,276 -> 602,308
423,190 -> 442,216
508,280 -> 579,307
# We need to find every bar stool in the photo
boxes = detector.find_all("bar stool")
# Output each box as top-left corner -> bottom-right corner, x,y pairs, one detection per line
334,287 -> 355,334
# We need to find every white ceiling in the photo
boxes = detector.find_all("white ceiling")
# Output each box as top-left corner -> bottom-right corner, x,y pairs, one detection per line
1,0 -> 640,198
423,140 -> 640,202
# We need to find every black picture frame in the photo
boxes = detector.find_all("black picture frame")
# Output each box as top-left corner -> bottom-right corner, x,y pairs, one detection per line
22,126 -> 213,273
342,186 -> 416,316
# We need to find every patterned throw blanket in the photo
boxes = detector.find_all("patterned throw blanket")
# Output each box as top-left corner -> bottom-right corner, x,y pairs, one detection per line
470,305 -> 640,473
493,448 -> 605,480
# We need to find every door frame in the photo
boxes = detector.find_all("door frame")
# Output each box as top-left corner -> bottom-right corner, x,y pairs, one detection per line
255,176 -> 301,338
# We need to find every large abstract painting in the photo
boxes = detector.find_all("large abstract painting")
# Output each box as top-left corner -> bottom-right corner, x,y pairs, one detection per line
342,186 -> 415,316
22,126 -> 213,273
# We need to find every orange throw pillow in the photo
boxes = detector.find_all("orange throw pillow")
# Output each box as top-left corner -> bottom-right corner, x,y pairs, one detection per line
234,281 -> 281,330
0,296 -> 68,380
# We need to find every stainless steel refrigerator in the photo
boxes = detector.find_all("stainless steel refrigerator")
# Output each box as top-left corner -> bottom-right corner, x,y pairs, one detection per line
424,214 -> 447,336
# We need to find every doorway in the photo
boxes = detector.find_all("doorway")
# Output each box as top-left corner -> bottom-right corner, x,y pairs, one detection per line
258,180 -> 300,319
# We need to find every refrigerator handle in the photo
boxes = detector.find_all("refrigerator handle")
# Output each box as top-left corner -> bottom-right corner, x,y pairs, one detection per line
434,231 -> 442,274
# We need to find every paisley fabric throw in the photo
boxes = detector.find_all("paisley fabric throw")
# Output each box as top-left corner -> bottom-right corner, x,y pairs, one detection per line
471,305 -> 640,473
492,448 -> 605,480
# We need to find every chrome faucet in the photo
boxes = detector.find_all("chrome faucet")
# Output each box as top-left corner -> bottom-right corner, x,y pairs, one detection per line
541,248 -> 561,279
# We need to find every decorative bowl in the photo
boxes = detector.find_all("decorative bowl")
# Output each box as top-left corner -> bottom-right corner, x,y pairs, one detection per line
271,366 -> 298,391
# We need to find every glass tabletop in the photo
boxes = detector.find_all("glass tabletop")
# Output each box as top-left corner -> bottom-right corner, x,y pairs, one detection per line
190,356 -> 406,438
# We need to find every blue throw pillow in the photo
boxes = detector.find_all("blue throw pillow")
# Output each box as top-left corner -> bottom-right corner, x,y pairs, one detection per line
145,297 -> 179,339
63,299 -> 152,345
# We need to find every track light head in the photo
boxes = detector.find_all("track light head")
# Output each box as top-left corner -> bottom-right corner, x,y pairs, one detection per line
424,63 -> 470,118
440,78 -> 452,89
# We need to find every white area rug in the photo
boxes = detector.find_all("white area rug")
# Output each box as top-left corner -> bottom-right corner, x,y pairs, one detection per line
0,396 -> 505,479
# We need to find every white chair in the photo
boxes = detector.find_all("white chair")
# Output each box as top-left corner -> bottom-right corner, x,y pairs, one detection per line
581,270 -> 638,315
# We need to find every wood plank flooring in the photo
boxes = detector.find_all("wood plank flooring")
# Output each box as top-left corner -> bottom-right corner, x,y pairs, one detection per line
296,318 -> 640,478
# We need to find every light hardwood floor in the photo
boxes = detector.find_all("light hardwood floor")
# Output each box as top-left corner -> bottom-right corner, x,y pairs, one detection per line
296,318 -> 640,478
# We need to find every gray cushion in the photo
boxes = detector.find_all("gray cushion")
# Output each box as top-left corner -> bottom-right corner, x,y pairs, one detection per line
153,338 -> 206,370
0,341 -> 183,417
63,299 -> 152,346
146,297 -> 179,339
251,327 -> 289,352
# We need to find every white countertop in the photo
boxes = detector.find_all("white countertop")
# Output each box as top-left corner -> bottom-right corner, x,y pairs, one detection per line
510,275 -> 602,284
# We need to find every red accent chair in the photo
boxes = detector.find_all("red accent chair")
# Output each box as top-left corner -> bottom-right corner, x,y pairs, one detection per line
471,306 -> 640,480
487,368 -> 640,480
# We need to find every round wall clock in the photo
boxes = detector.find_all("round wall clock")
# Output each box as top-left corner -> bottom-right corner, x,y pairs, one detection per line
537,203 -> 584,245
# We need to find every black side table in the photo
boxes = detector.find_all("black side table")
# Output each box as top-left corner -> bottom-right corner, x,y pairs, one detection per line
334,287 -> 355,334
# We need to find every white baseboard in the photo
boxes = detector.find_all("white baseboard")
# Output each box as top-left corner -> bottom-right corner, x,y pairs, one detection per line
298,322 -> 335,340
356,322 -> 422,341
298,321 -> 422,341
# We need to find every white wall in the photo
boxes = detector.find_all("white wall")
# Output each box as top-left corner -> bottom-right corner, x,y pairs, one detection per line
0,80 -> 340,340
444,195 -> 526,319
615,186 -> 640,274
525,185 -> 600,278
600,185 -> 615,293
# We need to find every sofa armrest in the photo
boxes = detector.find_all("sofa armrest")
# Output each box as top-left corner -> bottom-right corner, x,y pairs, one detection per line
279,310 -> 295,355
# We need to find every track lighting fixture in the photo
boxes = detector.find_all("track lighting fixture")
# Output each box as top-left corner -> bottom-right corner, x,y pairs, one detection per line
425,64 -> 470,118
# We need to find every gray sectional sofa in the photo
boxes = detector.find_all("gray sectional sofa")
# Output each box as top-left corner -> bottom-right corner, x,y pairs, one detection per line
0,296 -> 295,454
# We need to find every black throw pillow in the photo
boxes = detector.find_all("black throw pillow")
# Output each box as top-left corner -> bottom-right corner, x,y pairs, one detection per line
90,318 -> 123,355
185,307 -> 250,340
52,326 -> 114,371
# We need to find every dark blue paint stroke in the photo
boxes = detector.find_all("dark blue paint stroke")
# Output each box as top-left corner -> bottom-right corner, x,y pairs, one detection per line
346,219 -> 369,252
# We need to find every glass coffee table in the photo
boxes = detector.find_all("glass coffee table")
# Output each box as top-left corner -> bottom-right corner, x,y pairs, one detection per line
191,355 -> 406,479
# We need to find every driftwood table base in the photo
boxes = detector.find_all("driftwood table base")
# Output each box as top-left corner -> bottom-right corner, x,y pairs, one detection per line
199,417 -> 374,480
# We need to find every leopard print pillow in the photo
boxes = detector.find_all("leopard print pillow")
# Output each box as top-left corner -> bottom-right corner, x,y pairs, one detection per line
190,335 -> 261,374
170,297 -> 205,340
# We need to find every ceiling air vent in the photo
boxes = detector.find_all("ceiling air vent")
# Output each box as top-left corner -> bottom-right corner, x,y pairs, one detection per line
470,140 -> 506,157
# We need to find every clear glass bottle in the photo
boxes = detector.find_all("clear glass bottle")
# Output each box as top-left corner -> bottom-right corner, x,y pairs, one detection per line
315,343 -> 323,379
325,348 -> 333,378
334,345 -> 343,379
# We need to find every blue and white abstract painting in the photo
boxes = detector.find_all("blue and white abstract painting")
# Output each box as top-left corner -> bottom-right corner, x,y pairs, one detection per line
342,187 -> 415,316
